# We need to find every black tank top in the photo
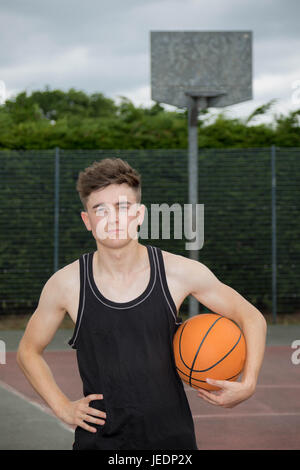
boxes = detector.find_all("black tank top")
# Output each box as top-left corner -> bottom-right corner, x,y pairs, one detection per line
68,244 -> 198,450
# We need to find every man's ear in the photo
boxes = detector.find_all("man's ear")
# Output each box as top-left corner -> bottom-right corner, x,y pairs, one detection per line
80,211 -> 92,231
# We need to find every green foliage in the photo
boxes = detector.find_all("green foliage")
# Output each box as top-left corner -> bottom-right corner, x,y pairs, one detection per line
245,99 -> 277,124
0,87 -> 299,149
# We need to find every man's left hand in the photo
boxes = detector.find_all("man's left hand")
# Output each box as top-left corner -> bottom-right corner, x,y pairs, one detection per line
196,378 -> 255,408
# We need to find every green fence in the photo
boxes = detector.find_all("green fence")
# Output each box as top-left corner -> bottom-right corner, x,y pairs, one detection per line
0,147 -> 299,320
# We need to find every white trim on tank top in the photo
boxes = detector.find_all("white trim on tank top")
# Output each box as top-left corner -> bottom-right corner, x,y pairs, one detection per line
87,245 -> 157,310
153,248 -> 181,325
69,253 -> 87,347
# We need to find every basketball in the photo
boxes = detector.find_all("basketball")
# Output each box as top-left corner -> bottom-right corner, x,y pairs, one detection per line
173,313 -> 246,391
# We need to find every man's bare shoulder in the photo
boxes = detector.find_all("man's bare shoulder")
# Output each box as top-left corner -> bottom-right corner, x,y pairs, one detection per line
18,258 -> 81,353
45,258 -> 80,307
160,248 -> 218,296
161,248 -> 207,277
54,258 -> 79,288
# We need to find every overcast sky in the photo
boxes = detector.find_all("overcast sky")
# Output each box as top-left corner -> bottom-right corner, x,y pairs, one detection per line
1,0 -> 300,125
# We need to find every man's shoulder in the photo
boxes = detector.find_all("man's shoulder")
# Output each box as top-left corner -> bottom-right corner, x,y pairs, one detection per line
158,247 -> 209,278
159,247 -> 193,264
50,257 -> 80,292
158,247 -> 195,275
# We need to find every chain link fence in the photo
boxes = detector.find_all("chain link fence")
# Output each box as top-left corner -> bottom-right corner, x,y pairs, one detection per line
0,147 -> 299,320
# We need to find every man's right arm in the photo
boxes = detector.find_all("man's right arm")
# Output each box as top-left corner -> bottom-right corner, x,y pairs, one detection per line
16,269 -> 106,433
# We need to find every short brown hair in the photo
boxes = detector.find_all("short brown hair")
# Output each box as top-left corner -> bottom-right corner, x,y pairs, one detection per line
76,157 -> 142,210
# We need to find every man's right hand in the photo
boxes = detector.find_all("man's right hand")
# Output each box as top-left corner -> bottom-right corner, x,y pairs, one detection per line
57,394 -> 107,433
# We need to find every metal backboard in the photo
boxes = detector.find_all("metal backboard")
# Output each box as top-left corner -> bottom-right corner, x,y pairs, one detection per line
150,31 -> 252,108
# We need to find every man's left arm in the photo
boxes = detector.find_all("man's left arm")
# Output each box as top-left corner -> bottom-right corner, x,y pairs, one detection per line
182,257 -> 267,408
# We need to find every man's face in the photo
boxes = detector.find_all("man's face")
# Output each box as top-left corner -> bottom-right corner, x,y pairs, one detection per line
81,183 -> 145,247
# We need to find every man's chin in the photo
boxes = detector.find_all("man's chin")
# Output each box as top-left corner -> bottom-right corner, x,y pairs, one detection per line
107,231 -> 127,240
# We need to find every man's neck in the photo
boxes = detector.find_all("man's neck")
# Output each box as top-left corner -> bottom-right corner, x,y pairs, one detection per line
94,241 -> 148,281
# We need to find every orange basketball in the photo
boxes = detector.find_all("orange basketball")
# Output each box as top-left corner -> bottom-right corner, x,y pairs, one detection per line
173,313 -> 246,391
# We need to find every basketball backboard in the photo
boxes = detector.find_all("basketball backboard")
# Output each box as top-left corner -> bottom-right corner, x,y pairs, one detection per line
150,31 -> 252,109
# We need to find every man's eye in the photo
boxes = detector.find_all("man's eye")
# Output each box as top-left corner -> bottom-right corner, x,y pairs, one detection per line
96,208 -> 106,215
96,205 -> 128,215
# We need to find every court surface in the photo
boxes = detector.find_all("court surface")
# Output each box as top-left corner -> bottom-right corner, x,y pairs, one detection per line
0,325 -> 299,450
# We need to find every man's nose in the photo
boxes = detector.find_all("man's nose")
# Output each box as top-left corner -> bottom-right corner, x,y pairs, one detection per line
107,206 -> 120,224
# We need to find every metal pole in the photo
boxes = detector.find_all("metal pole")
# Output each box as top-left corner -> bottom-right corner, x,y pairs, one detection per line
54,147 -> 60,273
271,145 -> 277,324
187,96 -> 200,317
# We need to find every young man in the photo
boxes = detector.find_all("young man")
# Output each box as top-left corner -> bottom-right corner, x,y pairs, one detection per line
17,158 -> 267,450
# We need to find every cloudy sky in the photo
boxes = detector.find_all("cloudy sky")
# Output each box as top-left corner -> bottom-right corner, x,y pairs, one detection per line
1,0 -> 300,124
